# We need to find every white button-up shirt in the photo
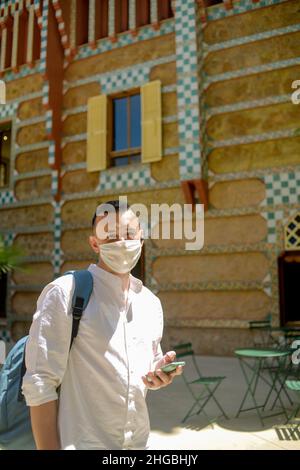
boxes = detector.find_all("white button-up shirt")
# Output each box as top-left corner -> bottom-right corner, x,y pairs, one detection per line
22,263 -> 164,450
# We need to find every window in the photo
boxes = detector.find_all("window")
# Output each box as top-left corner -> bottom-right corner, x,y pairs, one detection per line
17,8 -> 29,67
76,0 -> 89,46
32,9 -> 41,62
157,0 -> 174,21
0,124 -> 11,188
95,0 -> 109,40
115,0 -> 129,34
110,93 -> 141,167
4,15 -> 13,69
0,273 -> 7,319
278,251 -> 300,325
136,0 -> 150,28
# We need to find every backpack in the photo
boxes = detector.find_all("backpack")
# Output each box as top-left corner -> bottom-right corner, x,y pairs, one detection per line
0,269 -> 94,450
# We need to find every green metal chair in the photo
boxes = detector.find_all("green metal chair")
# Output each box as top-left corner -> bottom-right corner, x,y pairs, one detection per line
248,314 -> 276,348
264,341 -> 300,412
172,342 -> 228,424
285,380 -> 300,438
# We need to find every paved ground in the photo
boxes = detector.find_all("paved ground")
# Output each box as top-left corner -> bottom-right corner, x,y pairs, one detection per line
146,356 -> 300,450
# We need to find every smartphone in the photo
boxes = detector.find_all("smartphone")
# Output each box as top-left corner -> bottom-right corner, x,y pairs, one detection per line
159,361 -> 185,374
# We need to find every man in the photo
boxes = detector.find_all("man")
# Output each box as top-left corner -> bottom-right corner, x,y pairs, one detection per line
22,199 -> 183,450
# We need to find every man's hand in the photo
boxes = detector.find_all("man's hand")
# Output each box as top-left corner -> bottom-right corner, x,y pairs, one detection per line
142,351 -> 184,390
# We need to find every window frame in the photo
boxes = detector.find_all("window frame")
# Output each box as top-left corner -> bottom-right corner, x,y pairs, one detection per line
108,88 -> 142,167
0,121 -> 12,190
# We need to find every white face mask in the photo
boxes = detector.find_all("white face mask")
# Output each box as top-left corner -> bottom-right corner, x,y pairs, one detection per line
99,239 -> 142,274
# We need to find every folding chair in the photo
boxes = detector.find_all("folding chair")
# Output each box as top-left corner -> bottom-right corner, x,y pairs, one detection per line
285,380 -> 300,438
248,314 -> 276,348
172,342 -> 228,424
265,342 -> 300,412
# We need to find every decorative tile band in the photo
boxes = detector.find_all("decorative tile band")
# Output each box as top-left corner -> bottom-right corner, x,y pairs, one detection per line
209,127 -> 299,149
64,54 -> 177,91
204,22 -> 300,53
206,94 -> 292,119
206,0 -> 287,22
98,164 -> 155,191
69,18 -> 175,64
52,200 -> 62,275
204,57 -> 300,88
174,0 -> 202,180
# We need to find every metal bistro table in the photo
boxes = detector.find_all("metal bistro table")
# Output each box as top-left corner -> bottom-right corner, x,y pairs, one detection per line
235,347 -> 292,426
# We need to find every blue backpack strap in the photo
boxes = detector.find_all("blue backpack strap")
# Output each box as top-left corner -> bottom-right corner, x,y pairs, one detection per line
62,269 -> 94,348
17,270 -> 93,403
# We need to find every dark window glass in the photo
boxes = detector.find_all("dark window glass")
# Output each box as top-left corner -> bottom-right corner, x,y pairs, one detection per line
0,125 -> 11,189
136,0 -> 150,28
113,97 -> 128,151
76,0 -> 89,46
113,94 -> 141,152
5,15 -> 13,69
17,9 -> 29,66
95,0 -> 109,39
157,0 -> 173,21
115,0 -> 129,34
130,94 -> 141,148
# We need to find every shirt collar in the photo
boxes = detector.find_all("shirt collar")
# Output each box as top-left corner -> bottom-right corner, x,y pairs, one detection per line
87,263 -> 143,294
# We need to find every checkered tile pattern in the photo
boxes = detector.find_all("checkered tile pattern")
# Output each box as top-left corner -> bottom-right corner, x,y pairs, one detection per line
98,164 -> 154,191
174,0 -> 202,180
48,141 -> 55,165
1,64 -> 40,82
206,0 -> 284,21
52,201 -> 62,275
101,67 -> 149,93
42,82 -> 49,107
0,190 -> 16,205
39,0 -> 49,74
51,169 -> 58,196
263,171 -> 300,206
45,109 -> 53,135
3,233 -> 15,247
0,102 -> 17,119
262,210 -> 284,244
52,0 -> 70,53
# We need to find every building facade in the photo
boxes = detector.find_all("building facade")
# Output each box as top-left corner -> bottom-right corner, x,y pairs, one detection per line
0,0 -> 299,356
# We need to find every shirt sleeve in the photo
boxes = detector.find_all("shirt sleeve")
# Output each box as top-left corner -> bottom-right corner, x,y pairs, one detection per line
151,298 -> 164,370
22,283 -> 72,407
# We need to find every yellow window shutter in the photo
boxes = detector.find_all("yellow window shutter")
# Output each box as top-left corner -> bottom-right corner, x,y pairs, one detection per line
87,94 -> 108,172
141,80 -> 162,163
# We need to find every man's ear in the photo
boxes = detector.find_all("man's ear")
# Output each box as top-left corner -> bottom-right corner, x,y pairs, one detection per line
88,235 -> 100,253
